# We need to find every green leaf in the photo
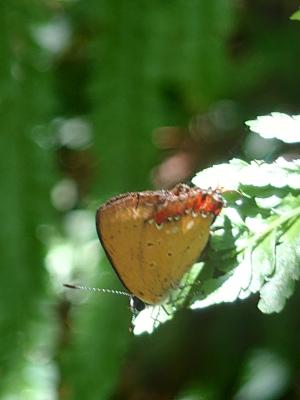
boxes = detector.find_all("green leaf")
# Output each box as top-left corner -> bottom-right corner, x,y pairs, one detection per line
245,113 -> 300,143
258,209 -> 300,313
250,230 -> 276,291
193,158 -> 300,191
190,160 -> 300,316
290,9 -> 300,20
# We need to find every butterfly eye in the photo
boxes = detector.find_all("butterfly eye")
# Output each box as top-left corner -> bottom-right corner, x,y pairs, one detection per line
130,296 -> 146,314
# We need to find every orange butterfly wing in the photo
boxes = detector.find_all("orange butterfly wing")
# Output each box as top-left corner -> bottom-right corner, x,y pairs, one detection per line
96,184 -> 223,305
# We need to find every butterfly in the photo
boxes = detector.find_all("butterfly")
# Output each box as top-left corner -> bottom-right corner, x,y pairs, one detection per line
95,183 -> 223,315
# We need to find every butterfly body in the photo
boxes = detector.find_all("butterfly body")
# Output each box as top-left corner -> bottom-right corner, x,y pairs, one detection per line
96,184 -> 223,306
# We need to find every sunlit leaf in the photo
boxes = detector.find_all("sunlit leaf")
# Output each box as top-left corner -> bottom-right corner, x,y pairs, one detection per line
190,160 -> 300,315
290,8 -> 300,21
193,158 -> 300,191
258,204 -> 300,313
246,113 -> 300,143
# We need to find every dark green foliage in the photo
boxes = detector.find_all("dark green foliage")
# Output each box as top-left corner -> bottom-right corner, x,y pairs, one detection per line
1,1 -> 300,399
0,0 -> 56,394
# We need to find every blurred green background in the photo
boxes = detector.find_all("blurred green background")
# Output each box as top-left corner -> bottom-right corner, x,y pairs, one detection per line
1,1 -> 300,399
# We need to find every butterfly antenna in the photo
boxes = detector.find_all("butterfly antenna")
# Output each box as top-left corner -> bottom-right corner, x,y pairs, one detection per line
63,283 -> 131,298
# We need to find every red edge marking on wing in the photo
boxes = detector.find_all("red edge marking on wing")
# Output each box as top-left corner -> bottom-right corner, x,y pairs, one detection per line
153,185 -> 224,225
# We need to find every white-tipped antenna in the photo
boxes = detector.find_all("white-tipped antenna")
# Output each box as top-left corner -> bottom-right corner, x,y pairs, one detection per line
63,283 -> 131,298
64,283 -> 146,331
